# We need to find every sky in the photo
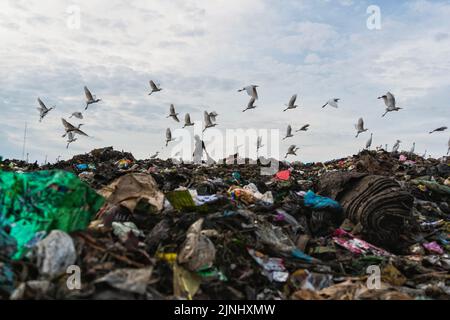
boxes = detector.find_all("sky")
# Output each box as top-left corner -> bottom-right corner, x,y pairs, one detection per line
0,0 -> 449,163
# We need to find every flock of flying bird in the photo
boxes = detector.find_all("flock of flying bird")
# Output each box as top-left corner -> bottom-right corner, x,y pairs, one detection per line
36,82 -> 450,160
235,86 -> 449,159
37,86 -> 101,149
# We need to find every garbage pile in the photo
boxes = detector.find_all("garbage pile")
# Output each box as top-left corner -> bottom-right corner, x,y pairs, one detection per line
0,148 -> 449,300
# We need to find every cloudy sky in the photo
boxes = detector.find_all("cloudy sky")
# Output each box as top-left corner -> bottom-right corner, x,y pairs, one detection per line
0,0 -> 449,163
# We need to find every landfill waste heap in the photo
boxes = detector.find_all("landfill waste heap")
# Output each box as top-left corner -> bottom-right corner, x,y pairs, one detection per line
0,147 -> 449,300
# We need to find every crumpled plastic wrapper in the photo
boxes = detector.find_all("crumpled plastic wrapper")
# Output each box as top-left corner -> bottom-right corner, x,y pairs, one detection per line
94,267 -> 153,295
177,218 -> 216,272
99,173 -> 164,213
34,230 -> 77,277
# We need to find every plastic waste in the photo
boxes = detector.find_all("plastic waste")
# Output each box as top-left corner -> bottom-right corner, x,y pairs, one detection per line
243,183 -> 274,204
112,222 -> 143,243
0,170 -> 104,259
288,269 -> 333,292
196,266 -> 227,281
196,181 -> 217,195
10,280 -> 53,300
423,241 -> 444,255
178,218 -> 216,272
76,164 -> 88,170
382,263 -> 407,286
291,248 -> 314,263
247,248 -> 289,282
146,219 -> 171,250
116,159 -> 132,170
273,209 -> 299,228
232,171 -> 241,183
33,230 -> 77,277
228,186 -> 256,204
78,171 -> 95,183
156,252 -> 177,264
275,170 -> 291,181
333,229 -> 392,257
228,184 -> 274,205
303,190 -> 342,211
75,164 -> 96,171
194,194 -> 220,205
98,173 -> 164,213
173,263 -> 201,300
165,190 -> 196,211
412,179 -> 450,196
445,178 -> 450,187
1,147 -> 449,300
94,267 -> 153,295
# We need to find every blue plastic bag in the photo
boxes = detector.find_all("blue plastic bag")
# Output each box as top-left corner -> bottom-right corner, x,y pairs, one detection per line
303,190 -> 342,212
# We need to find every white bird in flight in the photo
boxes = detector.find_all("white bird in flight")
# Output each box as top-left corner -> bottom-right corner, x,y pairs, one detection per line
70,112 -> 83,119
37,98 -> 55,122
322,98 -> 340,109
242,97 -> 257,112
166,128 -> 174,147
203,111 -> 217,132
366,133 -> 373,149
61,118 -> 88,138
282,125 -> 294,140
378,92 -> 401,117
285,145 -> 299,159
208,111 -> 219,123
183,113 -> 194,128
150,151 -> 159,159
296,124 -> 310,132
167,104 -> 180,122
238,85 -> 259,100
283,94 -> 298,112
355,118 -> 368,138
84,86 -> 101,110
429,126 -> 448,134
66,132 -> 77,149
148,80 -> 162,95
392,140 -> 401,153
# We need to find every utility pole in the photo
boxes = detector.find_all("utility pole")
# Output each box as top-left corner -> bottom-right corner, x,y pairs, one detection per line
21,122 -> 28,161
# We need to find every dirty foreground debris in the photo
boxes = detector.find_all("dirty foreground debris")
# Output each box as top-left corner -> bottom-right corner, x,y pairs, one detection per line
0,147 -> 449,300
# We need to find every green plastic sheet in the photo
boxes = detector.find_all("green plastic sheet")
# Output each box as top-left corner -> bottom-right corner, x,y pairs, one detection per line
0,170 -> 104,259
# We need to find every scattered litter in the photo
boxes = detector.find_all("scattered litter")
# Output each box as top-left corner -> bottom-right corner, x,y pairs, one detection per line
0,148 -> 449,300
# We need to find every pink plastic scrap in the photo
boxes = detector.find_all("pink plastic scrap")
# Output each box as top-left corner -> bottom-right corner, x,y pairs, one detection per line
423,241 -> 444,255
332,229 -> 392,257
399,155 -> 407,162
247,248 -> 289,282
275,170 -> 291,181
